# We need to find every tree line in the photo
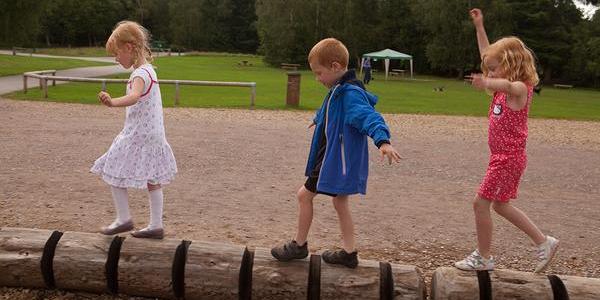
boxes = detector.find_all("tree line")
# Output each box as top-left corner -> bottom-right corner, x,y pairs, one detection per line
0,0 -> 598,87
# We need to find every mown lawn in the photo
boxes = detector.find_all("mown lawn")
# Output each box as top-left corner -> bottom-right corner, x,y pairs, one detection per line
0,54 -> 110,76
5,54 -> 600,121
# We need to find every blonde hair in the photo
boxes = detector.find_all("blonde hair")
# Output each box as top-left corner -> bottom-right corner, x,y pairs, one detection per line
308,38 -> 349,68
106,21 -> 153,64
482,36 -> 539,86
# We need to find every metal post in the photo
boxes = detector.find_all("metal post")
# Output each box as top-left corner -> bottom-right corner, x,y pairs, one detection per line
23,75 -> 28,94
250,85 -> 256,109
174,81 -> 180,106
42,78 -> 48,98
102,81 -> 107,92
52,72 -> 56,86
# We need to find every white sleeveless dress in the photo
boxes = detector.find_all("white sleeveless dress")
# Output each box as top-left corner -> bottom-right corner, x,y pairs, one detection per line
91,64 -> 177,189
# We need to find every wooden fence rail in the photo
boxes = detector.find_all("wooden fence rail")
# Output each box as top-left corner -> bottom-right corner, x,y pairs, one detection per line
23,70 -> 257,108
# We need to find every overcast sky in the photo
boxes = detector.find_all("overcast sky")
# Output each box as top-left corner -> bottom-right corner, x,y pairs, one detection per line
574,0 -> 598,19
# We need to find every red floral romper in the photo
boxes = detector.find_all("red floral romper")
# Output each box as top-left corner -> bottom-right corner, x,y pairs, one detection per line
478,86 -> 533,202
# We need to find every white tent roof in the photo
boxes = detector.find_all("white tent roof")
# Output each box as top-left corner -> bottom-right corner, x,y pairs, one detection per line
361,48 -> 414,79
363,48 -> 412,60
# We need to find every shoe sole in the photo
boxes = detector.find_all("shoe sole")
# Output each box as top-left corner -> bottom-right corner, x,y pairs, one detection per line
270,249 -> 308,262
99,222 -> 134,235
534,240 -> 560,273
322,257 -> 358,269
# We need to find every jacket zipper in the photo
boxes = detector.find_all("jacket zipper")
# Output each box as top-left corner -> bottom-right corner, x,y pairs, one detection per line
316,84 -> 340,188
340,134 -> 346,175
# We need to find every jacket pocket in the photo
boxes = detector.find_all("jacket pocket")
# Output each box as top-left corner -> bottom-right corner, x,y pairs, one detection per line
339,134 -> 347,176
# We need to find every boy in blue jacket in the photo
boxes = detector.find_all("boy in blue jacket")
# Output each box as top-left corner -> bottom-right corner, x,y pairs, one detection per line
271,38 -> 401,268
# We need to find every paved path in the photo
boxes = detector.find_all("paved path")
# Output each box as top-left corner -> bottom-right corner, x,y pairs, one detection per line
0,50 -> 116,63
0,53 -> 128,95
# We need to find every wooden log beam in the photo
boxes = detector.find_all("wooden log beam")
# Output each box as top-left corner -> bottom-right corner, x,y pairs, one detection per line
1,227 -> 425,299
53,231 -> 114,294
0,227 -> 56,288
431,267 -> 600,300
184,240 -> 245,299
117,237 -> 182,299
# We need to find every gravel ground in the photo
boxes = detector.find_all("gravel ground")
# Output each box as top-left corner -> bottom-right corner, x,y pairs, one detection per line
1,98 -> 599,299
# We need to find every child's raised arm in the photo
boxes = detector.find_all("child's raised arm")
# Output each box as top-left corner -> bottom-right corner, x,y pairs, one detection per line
470,8 -> 490,59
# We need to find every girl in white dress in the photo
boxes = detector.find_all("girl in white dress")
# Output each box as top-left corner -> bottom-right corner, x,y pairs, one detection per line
92,21 -> 177,239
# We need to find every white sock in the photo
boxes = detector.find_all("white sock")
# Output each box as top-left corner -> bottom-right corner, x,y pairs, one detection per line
109,186 -> 131,229
147,188 -> 164,230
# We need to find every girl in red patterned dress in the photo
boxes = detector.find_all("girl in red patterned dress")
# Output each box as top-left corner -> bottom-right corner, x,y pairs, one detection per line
454,8 -> 559,273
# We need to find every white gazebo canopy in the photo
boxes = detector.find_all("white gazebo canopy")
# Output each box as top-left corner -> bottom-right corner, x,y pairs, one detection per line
361,48 -> 413,80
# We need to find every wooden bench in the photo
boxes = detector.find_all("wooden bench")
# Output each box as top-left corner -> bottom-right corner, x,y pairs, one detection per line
238,60 -> 253,67
151,47 -> 172,57
12,47 -> 35,56
553,84 -> 573,89
281,63 -> 301,71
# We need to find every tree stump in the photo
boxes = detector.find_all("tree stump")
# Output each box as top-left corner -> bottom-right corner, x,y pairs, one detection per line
431,267 -> 600,300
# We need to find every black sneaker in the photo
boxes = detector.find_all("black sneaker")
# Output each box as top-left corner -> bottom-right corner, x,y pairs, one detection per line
271,240 -> 309,261
322,249 -> 359,268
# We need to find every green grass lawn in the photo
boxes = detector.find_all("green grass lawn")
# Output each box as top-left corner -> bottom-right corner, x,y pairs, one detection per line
34,47 -> 108,57
0,54 -> 110,76
5,54 -> 600,120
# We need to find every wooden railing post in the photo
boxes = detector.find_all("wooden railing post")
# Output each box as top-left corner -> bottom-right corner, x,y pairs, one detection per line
23,75 -> 28,94
101,81 -> 106,92
52,72 -> 56,86
250,85 -> 256,108
174,81 -> 180,106
42,78 -> 48,98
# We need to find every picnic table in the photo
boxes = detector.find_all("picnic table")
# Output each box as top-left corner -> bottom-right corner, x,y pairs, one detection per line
390,69 -> 406,77
281,63 -> 301,71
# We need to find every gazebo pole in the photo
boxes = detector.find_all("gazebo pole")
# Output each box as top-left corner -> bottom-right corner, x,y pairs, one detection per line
360,57 -> 365,76
385,58 -> 390,81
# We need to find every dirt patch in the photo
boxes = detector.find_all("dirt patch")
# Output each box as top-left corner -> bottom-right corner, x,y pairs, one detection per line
1,98 -> 599,299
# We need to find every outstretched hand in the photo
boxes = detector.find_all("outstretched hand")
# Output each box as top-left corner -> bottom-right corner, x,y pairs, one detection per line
469,8 -> 484,27
379,143 -> 402,165
98,91 -> 113,107
465,73 -> 487,90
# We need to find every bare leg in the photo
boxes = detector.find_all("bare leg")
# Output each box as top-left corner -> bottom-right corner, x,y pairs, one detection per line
474,195 -> 493,258
492,201 -> 546,245
332,195 -> 356,253
294,186 -> 317,245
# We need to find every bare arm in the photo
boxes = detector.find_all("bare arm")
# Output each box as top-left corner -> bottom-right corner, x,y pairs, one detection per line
98,77 -> 144,107
467,74 -> 528,110
470,8 -> 490,59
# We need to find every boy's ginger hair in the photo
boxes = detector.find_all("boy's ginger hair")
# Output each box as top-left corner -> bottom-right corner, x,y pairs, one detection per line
106,20 -> 153,64
308,38 -> 349,68
482,36 -> 539,86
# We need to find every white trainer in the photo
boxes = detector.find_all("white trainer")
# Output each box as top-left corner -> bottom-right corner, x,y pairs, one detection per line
454,249 -> 495,271
534,235 -> 559,273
